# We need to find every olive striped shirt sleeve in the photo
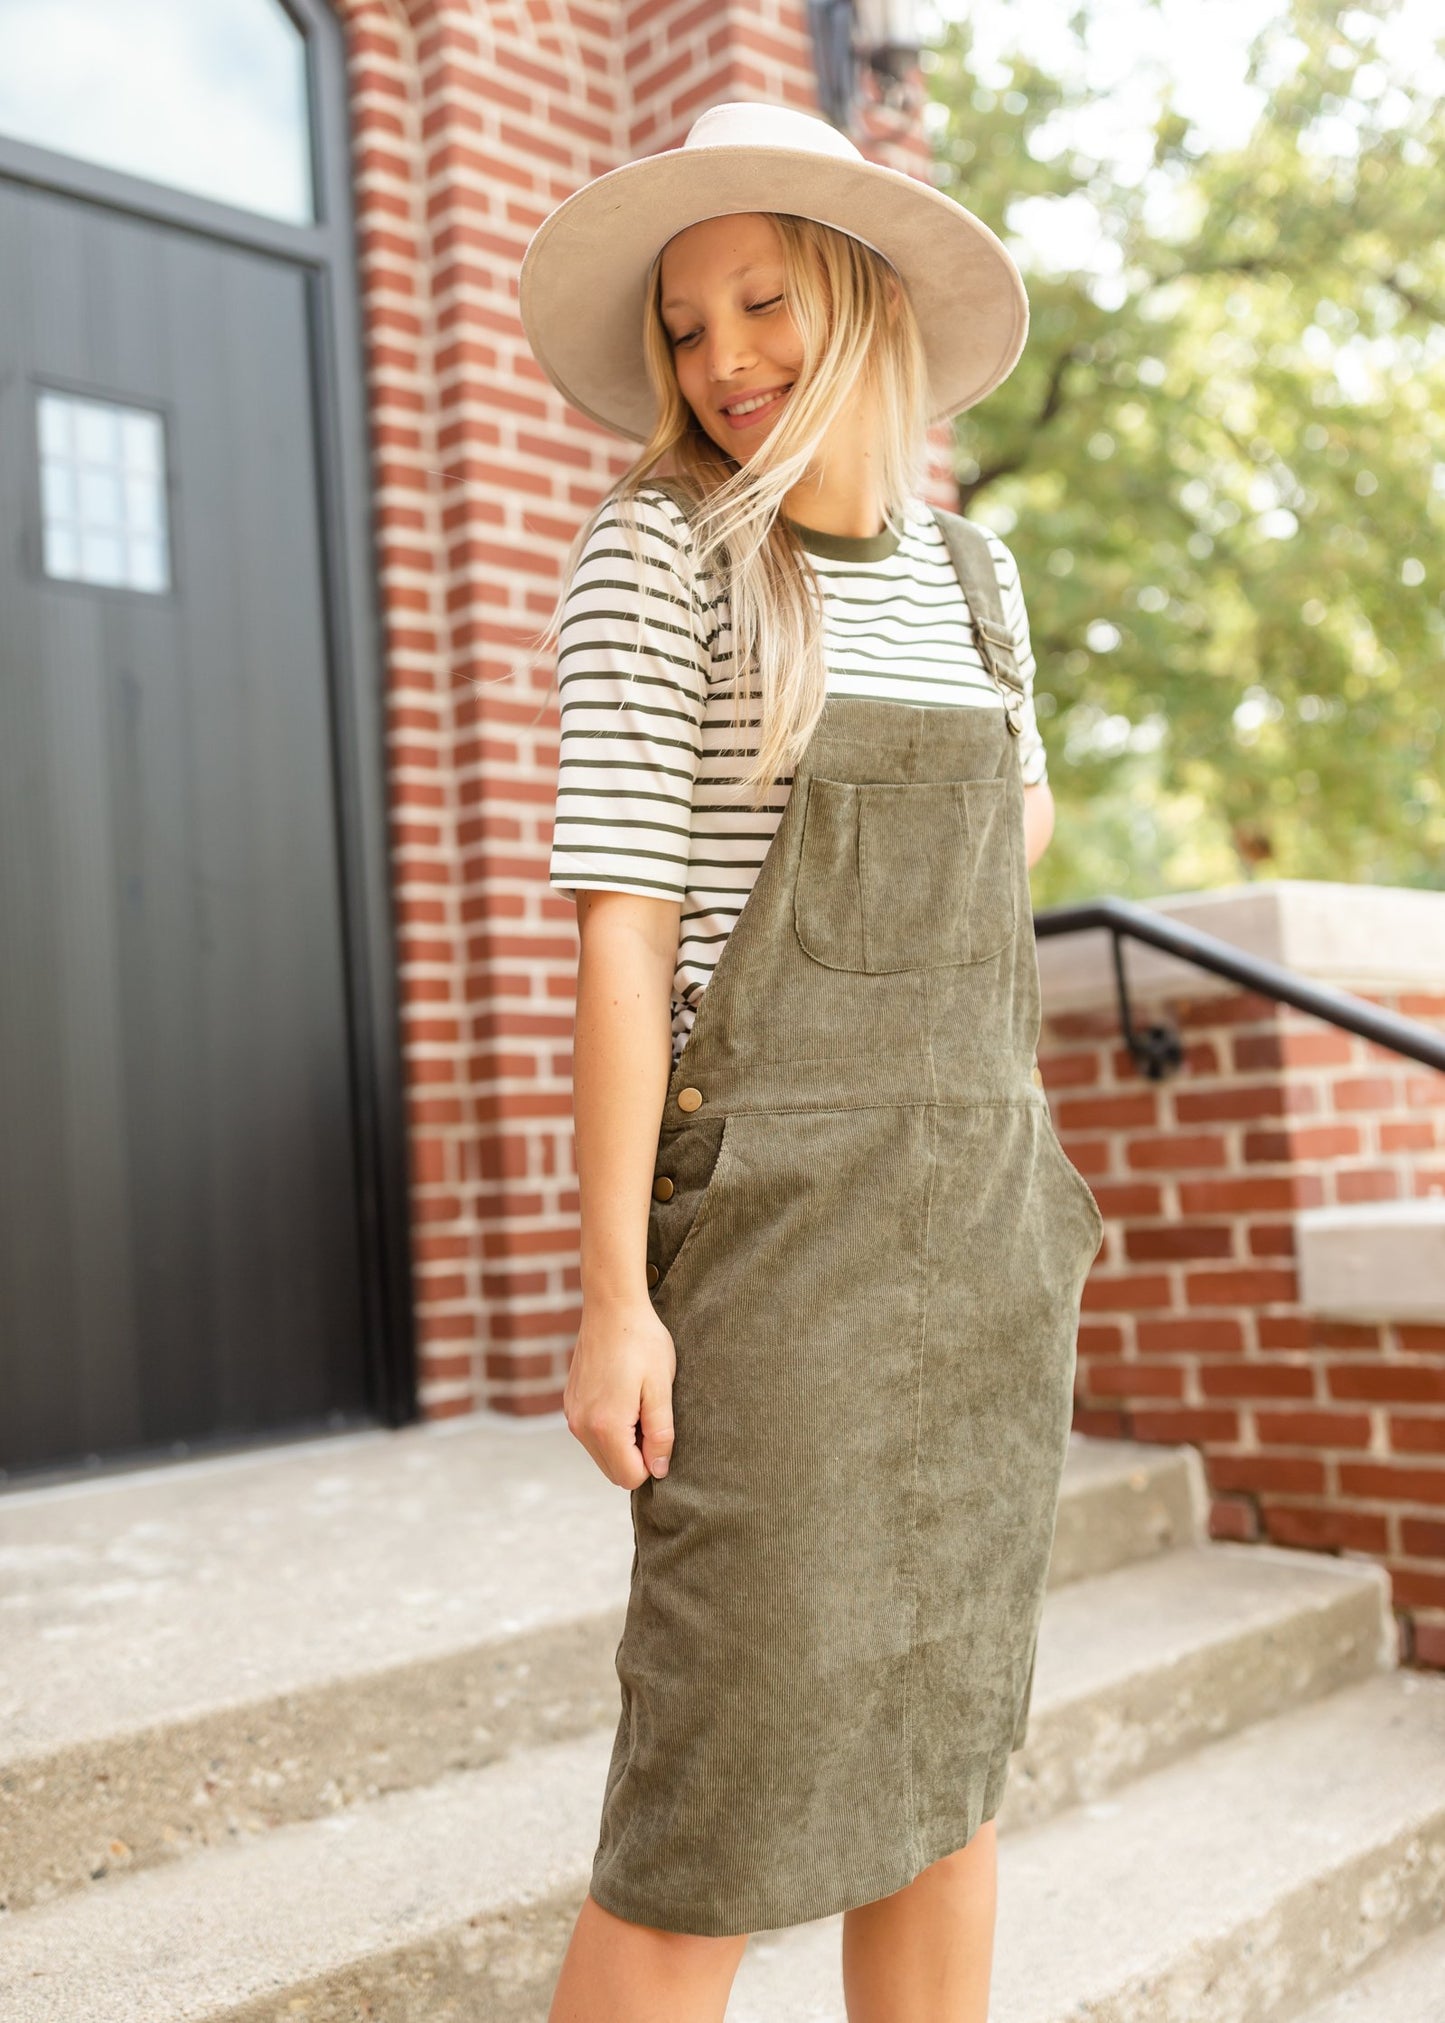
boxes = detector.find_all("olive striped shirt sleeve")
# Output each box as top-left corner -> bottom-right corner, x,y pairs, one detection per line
548,493 -> 712,903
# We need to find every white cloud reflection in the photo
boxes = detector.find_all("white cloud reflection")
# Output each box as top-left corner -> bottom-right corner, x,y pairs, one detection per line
0,0 -> 313,224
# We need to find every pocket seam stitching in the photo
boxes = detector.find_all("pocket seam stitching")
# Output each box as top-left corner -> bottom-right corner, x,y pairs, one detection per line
961,777 -> 1018,964
795,775 -> 1019,974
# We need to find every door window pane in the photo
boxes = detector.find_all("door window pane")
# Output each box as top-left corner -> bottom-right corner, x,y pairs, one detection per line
0,0 -> 314,225
37,391 -> 173,595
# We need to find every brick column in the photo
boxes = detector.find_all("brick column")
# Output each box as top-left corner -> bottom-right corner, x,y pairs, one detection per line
1039,881 -> 1445,1669
334,2 -> 964,1419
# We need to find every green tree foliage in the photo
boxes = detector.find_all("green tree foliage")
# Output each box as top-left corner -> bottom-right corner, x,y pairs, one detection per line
927,0 -> 1445,897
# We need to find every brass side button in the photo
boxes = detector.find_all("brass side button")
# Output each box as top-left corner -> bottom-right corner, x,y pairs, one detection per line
652,1174 -> 675,1201
676,1086 -> 703,1112
646,1261 -> 660,1288
1031,1063 -> 1044,1088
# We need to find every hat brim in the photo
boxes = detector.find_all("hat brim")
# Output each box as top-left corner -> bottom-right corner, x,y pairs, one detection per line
519,143 -> 1029,444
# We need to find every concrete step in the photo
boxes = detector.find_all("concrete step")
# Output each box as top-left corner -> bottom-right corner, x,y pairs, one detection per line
0,1420 -> 1200,1912
728,1670 -> 1445,2023
0,1413 -> 630,1915
0,1724 -> 609,2023
2,1669 -> 1441,2023
1289,1918 -> 1445,2022
1001,1540 -> 1392,1833
1044,1425 -> 1205,1586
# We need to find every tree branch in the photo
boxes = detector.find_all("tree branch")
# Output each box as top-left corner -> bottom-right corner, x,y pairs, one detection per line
1379,267 -> 1445,327
963,342 -> 1085,500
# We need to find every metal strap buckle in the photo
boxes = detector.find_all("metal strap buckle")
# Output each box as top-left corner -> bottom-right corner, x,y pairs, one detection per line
971,614 -> 1027,702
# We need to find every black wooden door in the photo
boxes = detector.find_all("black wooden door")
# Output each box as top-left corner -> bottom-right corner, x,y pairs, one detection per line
0,180 -> 372,1473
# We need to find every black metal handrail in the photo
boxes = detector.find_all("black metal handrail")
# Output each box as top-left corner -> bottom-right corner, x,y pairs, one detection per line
1033,896 -> 1445,1082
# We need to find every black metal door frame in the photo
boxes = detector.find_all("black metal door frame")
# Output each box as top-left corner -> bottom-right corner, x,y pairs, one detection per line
0,0 -> 417,1477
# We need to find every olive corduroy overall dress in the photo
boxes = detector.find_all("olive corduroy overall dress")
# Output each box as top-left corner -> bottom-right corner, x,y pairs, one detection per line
587,489 -> 1106,1937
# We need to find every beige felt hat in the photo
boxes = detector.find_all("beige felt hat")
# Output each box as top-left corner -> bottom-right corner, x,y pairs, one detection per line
518,99 -> 1029,444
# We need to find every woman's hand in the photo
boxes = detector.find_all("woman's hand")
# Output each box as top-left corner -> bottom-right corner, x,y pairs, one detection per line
564,1289 -> 676,1488
566,887 -> 683,1487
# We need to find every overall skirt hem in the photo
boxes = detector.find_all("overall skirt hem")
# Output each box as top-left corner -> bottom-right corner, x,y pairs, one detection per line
585,1747 -> 1015,1939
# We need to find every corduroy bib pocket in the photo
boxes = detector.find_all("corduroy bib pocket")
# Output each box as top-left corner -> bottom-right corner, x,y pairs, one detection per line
793,775 -> 1017,972
647,1111 -> 736,1296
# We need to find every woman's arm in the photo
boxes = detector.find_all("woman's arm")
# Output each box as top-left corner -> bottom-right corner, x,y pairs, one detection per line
563,887 -> 685,1490
1023,779 -> 1055,869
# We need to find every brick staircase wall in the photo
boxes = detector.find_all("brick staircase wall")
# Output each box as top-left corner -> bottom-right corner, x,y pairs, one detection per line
1050,961 -> 1445,1670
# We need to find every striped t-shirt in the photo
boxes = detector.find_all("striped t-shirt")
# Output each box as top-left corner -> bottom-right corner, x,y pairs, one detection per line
548,484 -> 1049,1064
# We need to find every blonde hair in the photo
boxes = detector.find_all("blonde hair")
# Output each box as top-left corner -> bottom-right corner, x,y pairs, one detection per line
526,213 -> 932,808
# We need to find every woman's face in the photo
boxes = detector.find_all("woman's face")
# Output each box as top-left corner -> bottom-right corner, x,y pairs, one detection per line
657,212 -> 805,457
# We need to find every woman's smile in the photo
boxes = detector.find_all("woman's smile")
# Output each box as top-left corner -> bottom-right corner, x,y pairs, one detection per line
718,382 -> 794,429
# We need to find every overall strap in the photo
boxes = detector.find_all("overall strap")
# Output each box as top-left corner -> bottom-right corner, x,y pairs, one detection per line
929,506 -> 1026,736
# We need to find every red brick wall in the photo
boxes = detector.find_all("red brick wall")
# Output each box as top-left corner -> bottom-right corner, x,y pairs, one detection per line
332,1 -> 958,1421
1051,985 -> 1445,1668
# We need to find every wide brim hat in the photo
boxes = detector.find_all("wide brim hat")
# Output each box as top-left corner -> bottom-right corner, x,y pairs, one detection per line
519,99 -> 1029,444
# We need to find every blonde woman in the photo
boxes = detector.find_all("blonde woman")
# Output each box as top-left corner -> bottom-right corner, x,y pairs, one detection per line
520,101 -> 1104,2023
